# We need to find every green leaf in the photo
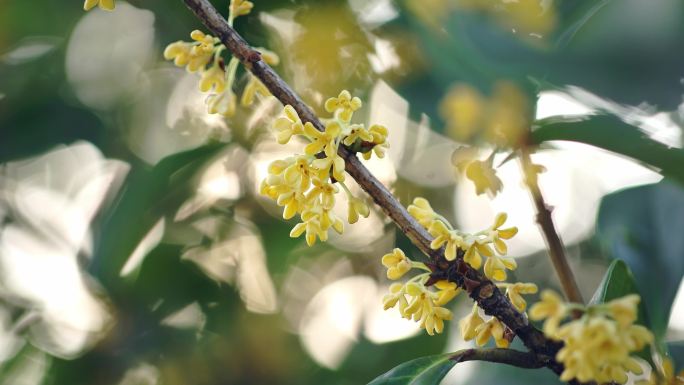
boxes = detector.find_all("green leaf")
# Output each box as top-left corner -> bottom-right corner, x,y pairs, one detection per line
367,353 -> 456,385
590,260 -> 656,360
590,260 -> 649,323
554,0 -> 613,48
531,115 -> 684,185
668,341 -> 684,373
597,181 -> 684,342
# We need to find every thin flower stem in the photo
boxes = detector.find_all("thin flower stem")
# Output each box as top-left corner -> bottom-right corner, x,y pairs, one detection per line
224,56 -> 240,88
433,213 -> 455,230
411,261 -> 432,272
519,147 -> 584,305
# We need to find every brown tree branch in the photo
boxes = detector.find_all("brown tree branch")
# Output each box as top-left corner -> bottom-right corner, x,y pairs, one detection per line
451,347 -> 546,369
179,0 -> 571,380
519,148 -> 584,304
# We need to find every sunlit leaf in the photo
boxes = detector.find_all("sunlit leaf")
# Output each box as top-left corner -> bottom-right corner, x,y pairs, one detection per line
531,115 -> 684,185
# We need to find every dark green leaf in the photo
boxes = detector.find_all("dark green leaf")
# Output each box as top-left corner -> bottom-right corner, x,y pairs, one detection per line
531,115 -> 684,185
668,341 -> 684,373
555,0 -> 613,48
597,181 -> 684,341
367,353 -> 456,385
591,260 -> 646,315
590,259 -> 653,359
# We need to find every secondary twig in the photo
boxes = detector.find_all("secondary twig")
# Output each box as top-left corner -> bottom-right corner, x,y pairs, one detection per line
519,148 -> 584,304
180,0 -> 570,379
450,347 -> 546,369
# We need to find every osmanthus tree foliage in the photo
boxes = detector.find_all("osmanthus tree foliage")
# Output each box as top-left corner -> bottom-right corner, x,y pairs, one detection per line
71,0 -> 684,384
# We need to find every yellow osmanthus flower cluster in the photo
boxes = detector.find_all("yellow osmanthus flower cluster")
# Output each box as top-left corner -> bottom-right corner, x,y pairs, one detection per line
162,1 -> 275,117
382,197 -> 538,341
442,82 -> 540,198
408,198 -> 518,281
260,91 -> 388,246
84,0 -> 114,11
530,291 -> 656,384
381,249 -> 459,335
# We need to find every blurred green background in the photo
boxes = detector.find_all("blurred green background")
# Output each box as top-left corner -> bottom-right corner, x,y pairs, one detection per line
1,0 -> 684,384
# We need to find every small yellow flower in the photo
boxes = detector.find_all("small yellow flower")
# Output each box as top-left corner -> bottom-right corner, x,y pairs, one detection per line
368,124 -> 388,144
281,155 -> 312,190
290,217 -> 326,246
241,75 -> 271,106
347,196 -> 369,224
305,177 -> 338,210
461,236 -> 493,269
422,306 -> 452,336
342,124 -> 373,146
361,124 -> 389,160
325,90 -> 362,122
273,106 -> 308,144
190,30 -> 216,53
401,283 -> 453,336
206,89 -> 237,117
459,303 -> 485,341
606,294 -> 639,327
230,0 -> 254,17
382,248 -> 411,280
304,121 -> 341,158
382,283 -> 407,310
529,289 -> 566,336
483,254 -> 517,281
163,41 -> 193,67
474,318 -> 509,348
624,324 -> 653,351
428,220 -> 460,261
84,0 -> 115,11
433,280 -> 461,306
199,63 -> 226,93
407,197 -> 436,227
163,30 -> 218,73
491,212 -> 518,243
504,282 -> 538,311
464,157 -> 503,196
311,153 -> 346,182
276,191 -> 306,220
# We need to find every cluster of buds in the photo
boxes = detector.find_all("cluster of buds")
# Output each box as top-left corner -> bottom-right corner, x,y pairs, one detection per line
162,1 -> 275,117
260,91 -> 388,246
83,0 -> 114,11
530,291 -> 655,384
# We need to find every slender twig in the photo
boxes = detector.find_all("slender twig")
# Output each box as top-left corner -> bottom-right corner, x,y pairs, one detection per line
179,0 -> 570,379
519,147 -> 584,304
450,348 -> 546,369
